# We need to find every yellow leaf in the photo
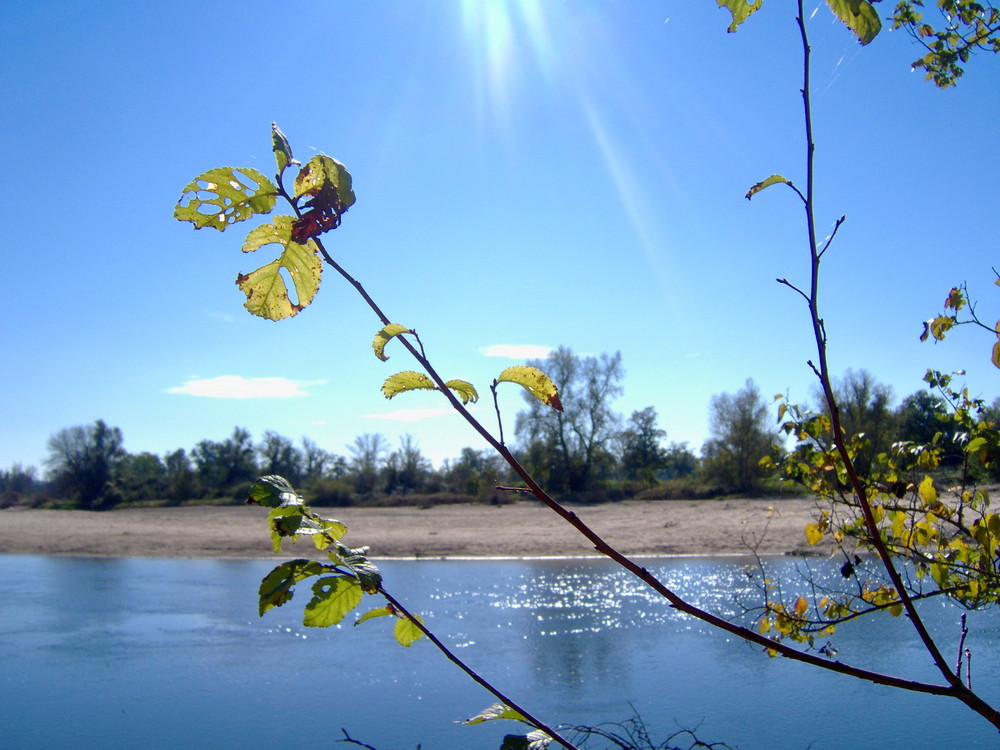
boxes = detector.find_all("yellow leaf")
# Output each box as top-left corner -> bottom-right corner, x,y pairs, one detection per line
992,341 -> 1000,370
496,366 -> 563,411
444,379 -> 479,405
805,523 -> 823,545
372,324 -> 411,362
918,476 -> 937,505
793,596 -> 808,617
382,371 -> 435,400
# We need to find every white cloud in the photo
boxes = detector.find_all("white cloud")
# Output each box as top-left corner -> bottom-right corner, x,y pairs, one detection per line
479,344 -> 552,359
165,376 -> 327,399
363,407 -> 472,423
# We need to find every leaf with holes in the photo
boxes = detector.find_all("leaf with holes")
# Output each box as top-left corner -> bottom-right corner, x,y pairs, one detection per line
373,324 -> 412,362
303,576 -> 364,627
496,366 -> 563,411
174,167 -> 278,231
236,216 -> 322,320
294,155 -> 356,208
382,371 -> 436,399
715,0 -> 763,32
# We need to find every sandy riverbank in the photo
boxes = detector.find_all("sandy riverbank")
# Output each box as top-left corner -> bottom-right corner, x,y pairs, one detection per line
0,497 -> 830,559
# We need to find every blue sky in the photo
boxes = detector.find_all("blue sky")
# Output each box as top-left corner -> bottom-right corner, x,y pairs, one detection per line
2,1 -> 998,472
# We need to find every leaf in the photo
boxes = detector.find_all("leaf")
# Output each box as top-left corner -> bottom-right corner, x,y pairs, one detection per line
303,576 -> 364,627
294,155 -> 356,210
459,704 -> 529,726
258,559 -> 326,616
793,596 -> 808,616
331,540 -> 383,593
715,0 -> 763,32
496,366 -> 563,412
355,606 -> 394,627
745,174 -> 792,200
174,167 -> 278,231
445,379 -> 479,405
247,475 -> 303,508
918,476 -> 938,505
825,0 -> 882,45
805,523 -> 823,545
236,216 -> 322,320
271,122 -> 299,174
500,732 -> 553,750
382,371 -> 436,399
992,341 -> 1000,370
944,287 -> 966,310
394,614 -> 425,647
373,324 -> 412,362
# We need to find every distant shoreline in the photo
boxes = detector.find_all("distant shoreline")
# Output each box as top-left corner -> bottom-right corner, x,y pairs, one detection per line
0,497 -> 829,559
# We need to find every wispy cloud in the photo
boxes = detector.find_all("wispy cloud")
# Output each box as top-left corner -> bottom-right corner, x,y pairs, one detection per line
479,344 -> 552,359
165,376 -> 327,399
363,407 -> 471,423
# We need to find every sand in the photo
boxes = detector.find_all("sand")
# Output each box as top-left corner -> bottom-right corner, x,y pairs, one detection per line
0,496 -> 830,559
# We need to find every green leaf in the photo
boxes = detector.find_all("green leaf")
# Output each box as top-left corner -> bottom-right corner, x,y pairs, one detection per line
271,122 -> 299,174
715,0 -> 763,32
496,366 -> 563,412
745,174 -> 792,200
236,215 -> 323,320
247,475 -> 303,508
459,704 -> 529,726
294,155 -> 356,210
258,559 -> 326,616
331,540 -> 383,593
444,379 -> 479,405
355,606 -> 394,626
303,576 -> 364,627
174,166 -> 278,231
394,614 -> 425,647
825,0 -> 881,45
382,371 -> 436,399
373,324 -> 412,362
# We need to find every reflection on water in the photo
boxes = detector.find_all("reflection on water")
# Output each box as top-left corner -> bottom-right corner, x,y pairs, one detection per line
1,555 -> 998,750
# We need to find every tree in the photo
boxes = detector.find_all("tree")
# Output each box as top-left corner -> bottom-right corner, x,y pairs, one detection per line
348,433 -> 388,496
45,419 -> 125,509
515,347 -> 623,494
258,431 -> 304,485
701,379 -> 776,493
118,452 -> 167,502
619,407 -> 668,485
192,427 -> 257,493
821,369 -> 897,475
382,434 -> 432,495
662,442 -> 698,480
164,448 -> 198,505
891,0 -> 1000,87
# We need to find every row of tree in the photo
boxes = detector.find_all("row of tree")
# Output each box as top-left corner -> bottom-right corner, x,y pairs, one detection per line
3,348 -> 995,510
